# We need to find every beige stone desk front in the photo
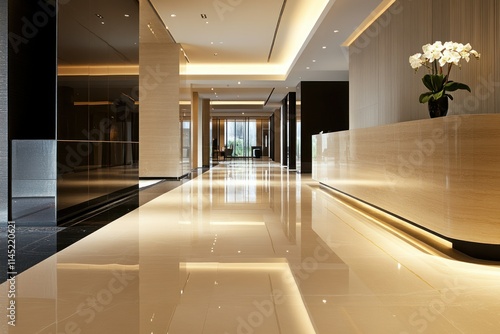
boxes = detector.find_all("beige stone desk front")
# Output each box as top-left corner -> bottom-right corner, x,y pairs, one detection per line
312,114 -> 500,260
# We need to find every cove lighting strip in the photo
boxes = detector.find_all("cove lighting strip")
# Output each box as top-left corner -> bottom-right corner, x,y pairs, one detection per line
342,0 -> 396,47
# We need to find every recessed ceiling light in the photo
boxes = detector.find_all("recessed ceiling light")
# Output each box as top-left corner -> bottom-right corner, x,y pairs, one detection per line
95,13 -> 103,19
171,14 -> 177,17
306,66 -> 310,69
334,29 -> 340,33
124,14 -> 130,18
206,21 -> 209,24
101,21 -> 105,25
322,46 -> 327,49
211,42 -> 214,45
211,88 -> 214,90
312,59 -> 316,62
242,113 -> 245,115
238,82 -> 241,85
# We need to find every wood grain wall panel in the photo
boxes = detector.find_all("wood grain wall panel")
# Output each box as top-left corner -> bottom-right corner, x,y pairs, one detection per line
449,0 -> 495,116
349,32 -> 379,129
350,0 -> 498,129
432,0 -> 451,42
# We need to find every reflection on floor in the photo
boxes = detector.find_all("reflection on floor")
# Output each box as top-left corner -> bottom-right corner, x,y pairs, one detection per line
1,172 -> 199,283
1,159 -> 500,333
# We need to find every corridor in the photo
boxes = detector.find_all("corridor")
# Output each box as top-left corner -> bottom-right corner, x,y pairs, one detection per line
2,160 -> 500,333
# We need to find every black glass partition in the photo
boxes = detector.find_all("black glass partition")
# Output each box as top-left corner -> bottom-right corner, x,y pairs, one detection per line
57,0 -> 139,223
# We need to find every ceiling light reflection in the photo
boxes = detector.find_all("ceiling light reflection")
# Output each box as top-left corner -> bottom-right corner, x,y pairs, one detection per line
210,222 -> 265,226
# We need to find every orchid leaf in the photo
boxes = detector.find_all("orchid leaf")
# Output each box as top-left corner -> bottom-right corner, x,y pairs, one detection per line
430,74 -> 445,91
422,74 -> 446,92
444,81 -> 471,93
419,92 -> 433,103
422,75 -> 435,91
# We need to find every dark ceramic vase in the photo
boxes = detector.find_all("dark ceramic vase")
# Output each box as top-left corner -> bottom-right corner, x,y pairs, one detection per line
428,97 -> 449,118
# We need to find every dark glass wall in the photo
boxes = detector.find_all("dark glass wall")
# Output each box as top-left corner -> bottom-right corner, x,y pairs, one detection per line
8,0 -> 56,140
1,0 -> 8,225
8,0 -> 57,223
298,81 -> 349,173
57,0 -> 139,222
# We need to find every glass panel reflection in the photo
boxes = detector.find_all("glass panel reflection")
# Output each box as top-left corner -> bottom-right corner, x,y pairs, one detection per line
57,0 -> 139,223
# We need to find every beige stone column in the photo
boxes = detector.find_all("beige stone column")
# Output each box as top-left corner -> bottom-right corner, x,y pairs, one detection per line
139,0 -> 183,178
201,98 -> 210,167
191,94 -> 211,168
190,92 -> 199,169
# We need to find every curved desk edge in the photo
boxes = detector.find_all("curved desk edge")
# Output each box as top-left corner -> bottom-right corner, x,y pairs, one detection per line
312,115 -> 500,260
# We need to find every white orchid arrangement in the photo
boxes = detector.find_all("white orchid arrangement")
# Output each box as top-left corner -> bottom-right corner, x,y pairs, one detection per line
409,41 -> 480,103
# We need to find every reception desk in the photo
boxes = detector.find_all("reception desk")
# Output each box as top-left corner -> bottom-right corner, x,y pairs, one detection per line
312,114 -> 500,260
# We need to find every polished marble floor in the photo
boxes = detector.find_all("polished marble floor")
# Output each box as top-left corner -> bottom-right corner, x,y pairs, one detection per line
1,159 -> 500,333
1,175 -> 197,284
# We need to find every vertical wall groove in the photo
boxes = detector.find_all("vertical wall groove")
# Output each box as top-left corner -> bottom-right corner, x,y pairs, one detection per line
350,0 -> 496,129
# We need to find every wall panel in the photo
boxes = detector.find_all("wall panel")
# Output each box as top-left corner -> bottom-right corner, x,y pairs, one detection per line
350,0 -> 496,129
139,0 -> 183,178
0,0 -> 7,224
56,0 -> 139,222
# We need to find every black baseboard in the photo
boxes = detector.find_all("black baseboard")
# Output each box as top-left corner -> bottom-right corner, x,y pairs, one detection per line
57,185 -> 138,226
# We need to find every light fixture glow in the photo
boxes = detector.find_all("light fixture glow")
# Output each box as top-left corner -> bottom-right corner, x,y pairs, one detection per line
183,0 -> 331,77
342,0 -> 396,46
210,101 -> 264,106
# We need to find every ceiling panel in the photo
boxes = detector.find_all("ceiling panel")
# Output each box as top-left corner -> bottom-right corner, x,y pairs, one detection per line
150,0 -> 284,64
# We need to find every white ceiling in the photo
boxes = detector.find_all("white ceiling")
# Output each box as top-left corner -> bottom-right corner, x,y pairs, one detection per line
57,0 -> 386,116
149,0 -> 385,116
